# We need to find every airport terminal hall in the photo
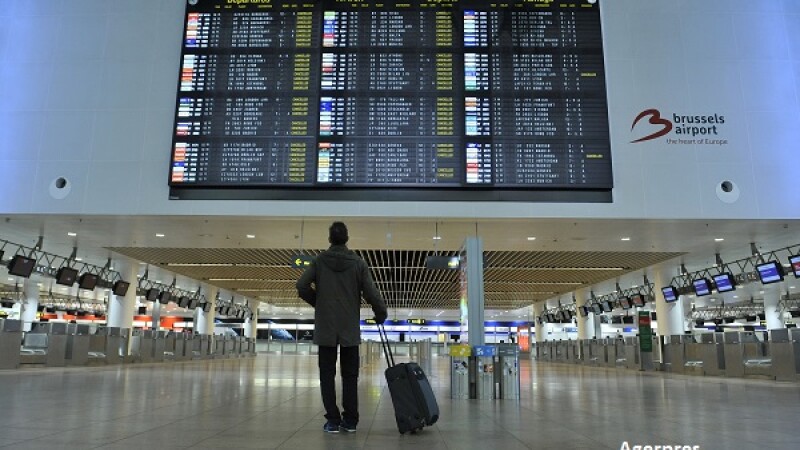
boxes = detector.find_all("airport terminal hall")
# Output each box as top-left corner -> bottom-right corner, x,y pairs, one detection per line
3,0 -> 800,449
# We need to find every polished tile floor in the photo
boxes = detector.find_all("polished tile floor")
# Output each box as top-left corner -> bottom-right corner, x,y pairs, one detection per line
1,352 -> 798,449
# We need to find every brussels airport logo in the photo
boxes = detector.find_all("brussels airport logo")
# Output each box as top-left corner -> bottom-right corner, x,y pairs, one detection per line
630,108 -> 728,146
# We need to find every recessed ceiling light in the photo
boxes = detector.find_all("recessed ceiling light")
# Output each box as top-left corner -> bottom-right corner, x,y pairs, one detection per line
75,257 -> 83,262
791,286 -> 796,289
733,295 -> 739,299
246,234 -> 256,239
759,291 -> 764,294
7,278 -> 13,281
155,233 -> 165,238
527,237 -> 536,241
714,238 -> 724,242
620,237 -> 631,241
432,236 -> 442,240
67,232 -> 77,237
710,299 -> 716,302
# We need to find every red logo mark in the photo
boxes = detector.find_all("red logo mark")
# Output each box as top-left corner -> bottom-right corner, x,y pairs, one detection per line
631,109 -> 673,143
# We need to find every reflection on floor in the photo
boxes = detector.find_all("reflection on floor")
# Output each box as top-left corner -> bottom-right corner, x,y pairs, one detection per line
0,352 -> 797,449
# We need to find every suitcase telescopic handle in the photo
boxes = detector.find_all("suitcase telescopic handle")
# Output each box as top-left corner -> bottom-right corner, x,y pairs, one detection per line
378,324 -> 395,367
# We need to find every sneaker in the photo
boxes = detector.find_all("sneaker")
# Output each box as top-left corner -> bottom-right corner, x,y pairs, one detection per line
340,420 -> 357,433
323,421 -> 340,433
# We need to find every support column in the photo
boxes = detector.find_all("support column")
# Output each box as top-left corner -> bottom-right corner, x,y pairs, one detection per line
107,261 -> 138,331
653,269 -> 684,336
575,290 -> 591,340
464,237 -> 485,346
243,299 -> 259,339
195,285 -> 217,335
21,279 -> 39,332
533,302 -> 544,343
763,289 -> 783,330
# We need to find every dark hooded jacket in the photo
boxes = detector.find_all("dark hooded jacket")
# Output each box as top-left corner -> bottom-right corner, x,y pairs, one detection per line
296,245 -> 387,347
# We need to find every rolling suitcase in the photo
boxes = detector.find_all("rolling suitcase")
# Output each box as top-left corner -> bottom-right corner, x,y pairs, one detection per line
379,324 -> 439,434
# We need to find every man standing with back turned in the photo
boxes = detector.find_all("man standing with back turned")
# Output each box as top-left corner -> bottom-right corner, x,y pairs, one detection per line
296,221 -> 388,433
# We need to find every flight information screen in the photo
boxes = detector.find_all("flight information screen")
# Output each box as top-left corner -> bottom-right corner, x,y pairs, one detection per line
169,0 -> 612,201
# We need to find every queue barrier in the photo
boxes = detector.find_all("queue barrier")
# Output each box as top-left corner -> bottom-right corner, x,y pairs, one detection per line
65,323 -> 91,366
533,331 -> 800,382
0,322 -> 255,370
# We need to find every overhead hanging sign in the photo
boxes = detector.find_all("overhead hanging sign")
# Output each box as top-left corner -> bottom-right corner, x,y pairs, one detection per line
291,255 -> 314,269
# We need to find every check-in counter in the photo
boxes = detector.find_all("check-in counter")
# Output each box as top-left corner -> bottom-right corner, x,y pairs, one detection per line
704,333 -> 726,376
612,338 -> 626,367
791,328 -> 800,377
0,319 -> 23,369
768,329 -> 796,382
107,327 -> 128,364
87,327 -> 127,364
173,333 -> 191,361
603,338 -> 617,367
163,331 -> 177,360
225,335 -> 236,357
129,329 -> 142,361
624,337 -> 639,370
192,334 -> 211,359
153,330 -> 167,362
723,332 -> 745,377
66,323 -> 91,366
20,322 -> 68,367
664,335 -> 691,374
566,340 -> 579,363
588,339 -> 603,366
581,339 -> 592,365
682,334 -> 704,375
138,330 -> 158,363
554,341 -> 564,362
214,335 -> 227,358
741,332 -> 772,379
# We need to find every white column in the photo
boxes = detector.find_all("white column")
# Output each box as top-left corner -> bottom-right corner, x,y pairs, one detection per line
575,290 -> 591,340
653,269 -> 685,336
243,299 -> 259,339
195,285 -> 217,335
21,279 -> 39,332
763,289 -> 783,330
533,302 -> 544,343
107,261 -> 138,330
464,237 -> 485,346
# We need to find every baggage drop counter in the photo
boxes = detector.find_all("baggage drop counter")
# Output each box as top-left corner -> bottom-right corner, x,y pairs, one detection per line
624,337 -> 639,370
769,329 -> 796,382
21,322 -> 68,367
0,319 -> 23,370
65,323 -> 90,366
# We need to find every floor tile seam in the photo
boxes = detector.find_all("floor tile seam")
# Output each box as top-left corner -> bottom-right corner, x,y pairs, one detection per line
271,410 -> 328,449
359,383 -> 387,443
466,408 -> 537,449
91,404 -> 270,449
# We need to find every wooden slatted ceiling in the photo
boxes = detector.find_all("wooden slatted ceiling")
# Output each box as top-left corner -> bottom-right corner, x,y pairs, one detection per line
107,247 -> 683,310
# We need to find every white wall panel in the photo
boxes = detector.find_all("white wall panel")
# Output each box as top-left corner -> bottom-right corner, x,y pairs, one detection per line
38,111 -> 94,161
0,0 -> 797,220
0,111 -> 43,160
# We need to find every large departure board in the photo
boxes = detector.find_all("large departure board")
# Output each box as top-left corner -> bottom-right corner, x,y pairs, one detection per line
169,0 -> 612,201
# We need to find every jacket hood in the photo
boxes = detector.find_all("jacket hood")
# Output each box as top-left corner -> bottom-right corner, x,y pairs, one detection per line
317,245 -> 360,272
